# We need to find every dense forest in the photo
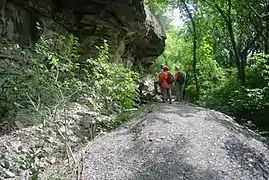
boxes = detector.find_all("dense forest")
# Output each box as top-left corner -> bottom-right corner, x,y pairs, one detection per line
1,0 -> 269,178
148,0 -> 269,136
1,0 -> 269,140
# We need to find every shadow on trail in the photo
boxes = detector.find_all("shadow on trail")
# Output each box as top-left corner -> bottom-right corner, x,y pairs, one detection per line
119,103 -> 209,138
159,104 -> 268,142
121,111 -> 174,137
121,136 -> 224,180
78,103 -> 269,179
121,103 -> 269,179
224,135 -> 269,179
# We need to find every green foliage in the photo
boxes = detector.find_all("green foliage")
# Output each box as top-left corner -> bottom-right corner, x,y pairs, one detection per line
185,84 -> 196,102
146,0 -> 171,27
200,55 -> 269,132
87,40 -> 139,110
0,32 -> 139,128
152,27 -> 192,73
0,31 -> 139,179
17,148 -> 47,180
153,26 -> 223,102
101,111 -> 132,131
150,0 -> 269,136
147,0 -> 169,15
0,33 -> 84,126
0,147 -> 48,180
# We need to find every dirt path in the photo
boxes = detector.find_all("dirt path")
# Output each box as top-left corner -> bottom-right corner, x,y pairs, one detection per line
62,102 -> 269,180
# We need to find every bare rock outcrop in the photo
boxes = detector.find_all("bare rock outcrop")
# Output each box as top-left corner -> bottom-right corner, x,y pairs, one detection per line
57,103 -> 269,180
0,0 -> 165,70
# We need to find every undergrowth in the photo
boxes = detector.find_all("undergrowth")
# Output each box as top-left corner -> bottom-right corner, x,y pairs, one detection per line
0,31 -> 139,179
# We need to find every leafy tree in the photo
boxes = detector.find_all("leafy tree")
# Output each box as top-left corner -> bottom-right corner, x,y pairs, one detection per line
149,0 -> 269,135
179,0 -> 199,100
0,31 -> 139,129
201,0 -> 268,84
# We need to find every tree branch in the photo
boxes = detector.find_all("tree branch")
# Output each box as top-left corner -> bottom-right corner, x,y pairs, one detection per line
203,0 -> 228,22
248,4 -> 263,23
242,26 -> 265,56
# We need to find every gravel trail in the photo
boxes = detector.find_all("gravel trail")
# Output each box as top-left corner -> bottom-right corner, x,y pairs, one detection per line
77,103 -> 269,180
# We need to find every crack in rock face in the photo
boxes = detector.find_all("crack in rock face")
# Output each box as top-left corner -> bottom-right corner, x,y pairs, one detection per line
2,0 -> 165,71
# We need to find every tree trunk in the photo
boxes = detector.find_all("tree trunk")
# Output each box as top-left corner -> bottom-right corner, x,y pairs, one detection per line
265,19 -> 269,54
265,30 -> 269,54
180,0 -> 199,100
193,28 -> 199,100
226,19 -> 245,84
265,3 -> 269,54
212,0 -> 246,84
227,0 -> 246,84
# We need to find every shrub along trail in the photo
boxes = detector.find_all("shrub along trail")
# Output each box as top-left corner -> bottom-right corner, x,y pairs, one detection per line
53,103 -> 269,180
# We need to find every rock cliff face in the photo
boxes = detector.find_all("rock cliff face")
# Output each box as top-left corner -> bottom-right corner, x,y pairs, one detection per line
0,0 -> 165,71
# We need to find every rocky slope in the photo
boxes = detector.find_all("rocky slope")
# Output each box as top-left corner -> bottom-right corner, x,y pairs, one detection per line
0,0 -> 165,71
52,103 -> 269,180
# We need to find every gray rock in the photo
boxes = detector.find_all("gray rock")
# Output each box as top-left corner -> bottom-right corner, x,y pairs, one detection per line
71,104 -> 269,180
4,170 -> 16,178
2,0 -> 165,71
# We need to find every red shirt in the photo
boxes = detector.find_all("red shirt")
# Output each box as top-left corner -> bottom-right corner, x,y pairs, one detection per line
159,71 -> 170,88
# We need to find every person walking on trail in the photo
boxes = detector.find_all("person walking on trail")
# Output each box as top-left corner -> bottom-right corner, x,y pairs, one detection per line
174,66 -> 185,102
158,66 -> 172,104
154,64 -> 164,94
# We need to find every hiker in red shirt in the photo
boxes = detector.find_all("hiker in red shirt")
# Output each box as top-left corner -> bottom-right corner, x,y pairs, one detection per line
174,66 -> 185,102
159,66 -> 172,104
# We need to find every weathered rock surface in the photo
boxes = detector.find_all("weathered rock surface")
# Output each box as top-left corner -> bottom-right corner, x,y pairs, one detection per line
1,0 -> 165,70
0,102 -> 113,179
63,103 -> 269,180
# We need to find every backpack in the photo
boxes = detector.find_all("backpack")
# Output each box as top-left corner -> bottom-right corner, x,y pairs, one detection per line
166,72 -> 175,84
177,72 -> 185,84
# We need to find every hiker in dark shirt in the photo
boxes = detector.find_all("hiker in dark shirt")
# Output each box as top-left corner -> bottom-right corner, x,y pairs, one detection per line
174,66 -> 185,102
